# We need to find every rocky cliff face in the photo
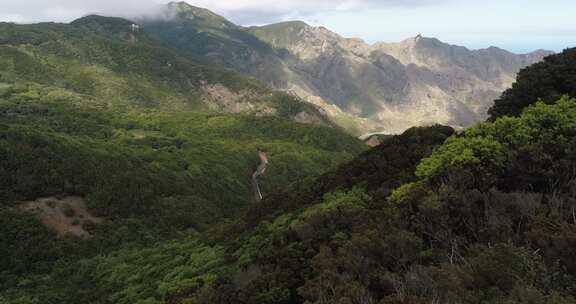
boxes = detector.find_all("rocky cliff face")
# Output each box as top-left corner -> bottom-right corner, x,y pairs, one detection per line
144,2 -> 553,135
249,24 -> 552,134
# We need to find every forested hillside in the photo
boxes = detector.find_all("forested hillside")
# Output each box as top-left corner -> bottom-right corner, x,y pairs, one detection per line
0,15 -> 364,303
1,5 -> 575,304
5,96 -> 576,303
0,15 -> 330,121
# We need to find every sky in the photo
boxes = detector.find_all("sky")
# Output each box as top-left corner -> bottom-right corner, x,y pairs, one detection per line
0,0 -> 574,53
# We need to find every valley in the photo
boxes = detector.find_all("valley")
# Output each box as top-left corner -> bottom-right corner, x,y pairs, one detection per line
0,16 -> 365,300
0,1 -> 575,304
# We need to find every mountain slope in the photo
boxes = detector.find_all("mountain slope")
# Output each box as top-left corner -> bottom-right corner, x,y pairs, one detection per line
0,15 -> 365,297
142,2 -> 291,89
142,2 -> 552,135
0,14 -> 365,224
2,22 -> 575,302
0,15 -> 331,123
7,98 -> 576,304
0,15 -> 361,221
248,24 -> 552,133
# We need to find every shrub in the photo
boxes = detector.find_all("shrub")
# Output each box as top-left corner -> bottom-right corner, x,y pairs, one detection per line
61,204 -> 76,217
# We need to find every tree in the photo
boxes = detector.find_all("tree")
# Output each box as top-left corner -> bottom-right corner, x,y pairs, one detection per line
488,48 -> 576,120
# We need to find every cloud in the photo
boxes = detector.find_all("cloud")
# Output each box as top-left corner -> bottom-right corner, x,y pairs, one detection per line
0,0 -> 165,23
0,0 -> 441,24
187,0 -> 441,24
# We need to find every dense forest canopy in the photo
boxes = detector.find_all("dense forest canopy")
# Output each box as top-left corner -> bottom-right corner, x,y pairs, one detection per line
0,14 -> 365,303
489,48 -> 576,119
3,96 -> 576,303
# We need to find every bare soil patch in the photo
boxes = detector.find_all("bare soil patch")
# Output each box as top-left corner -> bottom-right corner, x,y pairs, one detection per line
19,196 -> 104,238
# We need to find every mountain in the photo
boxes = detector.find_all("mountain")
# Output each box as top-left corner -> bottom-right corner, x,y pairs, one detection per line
0,15 -> 333,124
2,4 -> 576,303
0,13 -> 367,209
0,14 -> 365,298
142,2 -> 553,135
0,14 -> 364,224
248,26 -> 552,134
142,2 -> 285,84
0,13 -> 366,223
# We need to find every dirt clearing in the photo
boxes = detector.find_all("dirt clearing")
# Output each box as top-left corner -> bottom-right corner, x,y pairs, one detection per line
19,196 -> 104,238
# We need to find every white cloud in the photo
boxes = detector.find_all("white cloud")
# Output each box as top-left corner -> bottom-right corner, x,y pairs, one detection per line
0,13 -> 28,23
0,0 -> 165,23
0,0 -> 440,24
187,0 -> 440,24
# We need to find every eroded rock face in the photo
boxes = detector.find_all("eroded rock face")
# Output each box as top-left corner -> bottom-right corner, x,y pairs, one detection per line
250,25 -> 552,134
146,3 -> 553,134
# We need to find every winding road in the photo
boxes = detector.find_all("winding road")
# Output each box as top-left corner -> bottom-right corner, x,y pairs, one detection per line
252,151 -> 269,202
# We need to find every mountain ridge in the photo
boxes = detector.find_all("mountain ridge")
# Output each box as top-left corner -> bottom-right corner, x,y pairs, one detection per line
143,2 -> 553,135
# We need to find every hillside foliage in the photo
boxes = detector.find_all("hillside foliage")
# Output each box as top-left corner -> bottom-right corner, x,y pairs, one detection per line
7,98 -> 575,304
489,48 -> 576,119
0,15 -> 364,302
1,10 -> 576,304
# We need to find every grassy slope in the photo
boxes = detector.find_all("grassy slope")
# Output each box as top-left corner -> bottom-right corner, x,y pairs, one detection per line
0,19 -> 248,110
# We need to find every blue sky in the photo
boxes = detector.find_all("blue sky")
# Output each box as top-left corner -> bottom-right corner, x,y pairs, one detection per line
0,0 -> 574,53
308,0 -> 576,53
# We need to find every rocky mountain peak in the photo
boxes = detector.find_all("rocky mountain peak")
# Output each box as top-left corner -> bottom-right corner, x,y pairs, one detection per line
249,21 -> 347,59
400,35 -> 446,50
415,37 -> 446,48
143,5 -> 554,135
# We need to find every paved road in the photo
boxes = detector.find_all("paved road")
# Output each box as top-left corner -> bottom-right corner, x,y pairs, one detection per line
252,151 -> 269,201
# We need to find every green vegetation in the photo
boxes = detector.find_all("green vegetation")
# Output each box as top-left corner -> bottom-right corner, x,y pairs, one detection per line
142,3 -> 287,87
0,18 -> 248,110
489,48 -> 576,119
9,98 -> 575,304
0,14 -> 363,303
0,124 -> 452,303
187,98 -> 575,304
248,21 -> 310,49
0,15 -> 331,121
0,82 -> 361,289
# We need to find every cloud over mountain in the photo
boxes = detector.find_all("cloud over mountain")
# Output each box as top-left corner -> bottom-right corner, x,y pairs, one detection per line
186,0 -> 440,23
0,0 -> 440,24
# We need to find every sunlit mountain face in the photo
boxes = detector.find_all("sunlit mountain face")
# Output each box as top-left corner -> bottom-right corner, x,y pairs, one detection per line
141,2 -> 553,135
